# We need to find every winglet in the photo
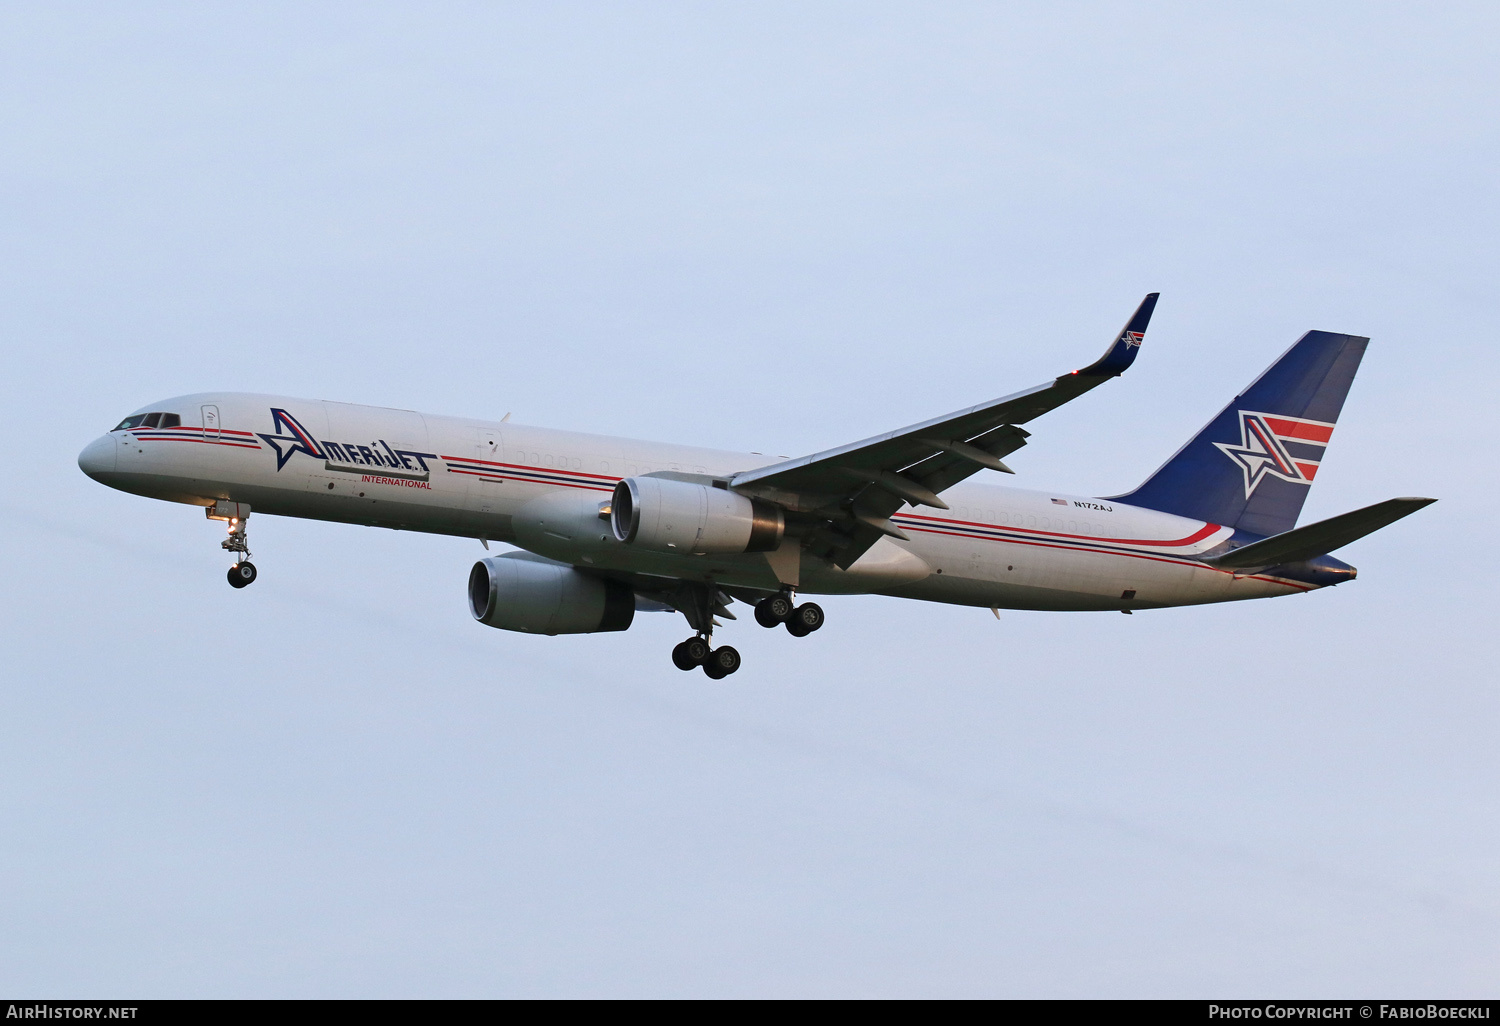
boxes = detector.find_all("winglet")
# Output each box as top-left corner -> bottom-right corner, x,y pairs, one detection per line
1074,292 -> 1159,379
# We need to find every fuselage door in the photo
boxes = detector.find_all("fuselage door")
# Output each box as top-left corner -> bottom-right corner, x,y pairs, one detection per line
471,428 -> 504,514
201,404 -> 221,440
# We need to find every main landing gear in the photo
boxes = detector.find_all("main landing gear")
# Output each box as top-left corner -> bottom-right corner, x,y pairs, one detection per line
665,582 -> 745,678
754,592 -> 824,637
671,636 -> 742,679
664,585 -> 822,678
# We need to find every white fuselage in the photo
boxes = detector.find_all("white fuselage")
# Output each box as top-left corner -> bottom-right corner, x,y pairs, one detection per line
79,393 -> 1322,611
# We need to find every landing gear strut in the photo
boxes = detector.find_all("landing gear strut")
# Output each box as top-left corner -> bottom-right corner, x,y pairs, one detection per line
209,502 -> 257,589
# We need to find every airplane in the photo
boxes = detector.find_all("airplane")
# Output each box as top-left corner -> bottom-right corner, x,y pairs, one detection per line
77,294 -> 1434,677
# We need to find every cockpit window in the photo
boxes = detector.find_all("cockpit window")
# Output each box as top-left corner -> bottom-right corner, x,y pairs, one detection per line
112,412 -> 181,431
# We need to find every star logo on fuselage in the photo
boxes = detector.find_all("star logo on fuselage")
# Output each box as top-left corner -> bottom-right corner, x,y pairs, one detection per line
1214,411 -> 1308,498
257,408 -> 324,471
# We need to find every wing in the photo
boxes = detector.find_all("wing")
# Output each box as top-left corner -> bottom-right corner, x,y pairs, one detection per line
731,293 -> 1159,568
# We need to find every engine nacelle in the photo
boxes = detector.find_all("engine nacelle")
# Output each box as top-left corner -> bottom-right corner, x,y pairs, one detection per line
468,553 -> 634,635
610,476 -> 783,554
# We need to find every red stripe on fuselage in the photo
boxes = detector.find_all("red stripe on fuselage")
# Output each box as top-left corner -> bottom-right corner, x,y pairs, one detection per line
445,467 -> 612,491
439,456 -> 621,483
141,425 -> 258,437
135,437 -> 262,450
896,512 -> 1221,548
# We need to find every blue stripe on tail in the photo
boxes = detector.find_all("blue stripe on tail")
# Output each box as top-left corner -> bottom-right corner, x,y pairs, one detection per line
1110,331 -> 1369,537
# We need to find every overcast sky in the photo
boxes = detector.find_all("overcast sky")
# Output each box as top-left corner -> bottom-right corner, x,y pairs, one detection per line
1,2 -> 1496,997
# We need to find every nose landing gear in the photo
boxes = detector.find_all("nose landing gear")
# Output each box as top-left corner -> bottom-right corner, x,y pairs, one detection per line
208,501 -> 258,589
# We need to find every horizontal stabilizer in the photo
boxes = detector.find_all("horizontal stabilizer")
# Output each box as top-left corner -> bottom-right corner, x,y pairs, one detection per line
1201,497 -> 1436,570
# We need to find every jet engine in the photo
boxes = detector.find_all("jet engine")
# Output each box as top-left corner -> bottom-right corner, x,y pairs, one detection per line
610,476 -> 783,554
468,553 -> 635,635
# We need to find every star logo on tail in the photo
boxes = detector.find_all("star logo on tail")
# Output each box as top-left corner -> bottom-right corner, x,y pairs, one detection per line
1215,410 -> 1334,498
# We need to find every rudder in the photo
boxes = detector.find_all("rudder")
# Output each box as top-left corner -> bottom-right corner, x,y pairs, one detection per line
1111,330 -> 1369,536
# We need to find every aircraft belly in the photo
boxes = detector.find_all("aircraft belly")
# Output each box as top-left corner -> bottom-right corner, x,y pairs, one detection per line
85,469 -> 217,507
250,487 -> 516,539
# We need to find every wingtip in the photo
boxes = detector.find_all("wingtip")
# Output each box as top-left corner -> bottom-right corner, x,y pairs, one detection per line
1129,292 -> 1160,331
1076,293 -> 1159,378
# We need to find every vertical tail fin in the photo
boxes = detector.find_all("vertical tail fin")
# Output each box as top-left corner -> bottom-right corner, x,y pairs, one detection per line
1111,331 -> 1369,537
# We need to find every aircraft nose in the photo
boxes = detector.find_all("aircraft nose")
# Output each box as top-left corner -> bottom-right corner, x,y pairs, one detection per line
77,434 -> 117,480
